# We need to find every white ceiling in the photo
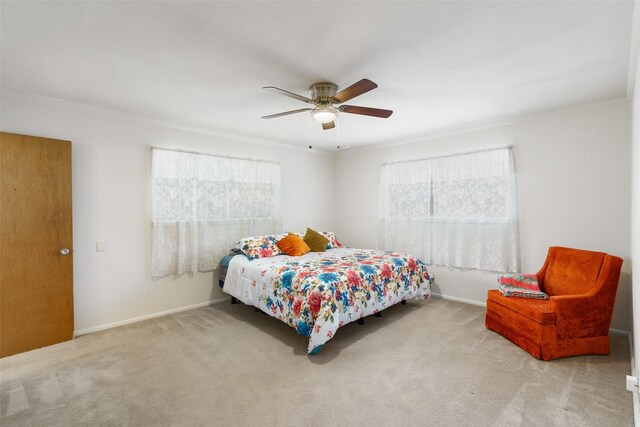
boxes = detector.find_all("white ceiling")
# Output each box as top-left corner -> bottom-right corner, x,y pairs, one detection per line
1,1 -> 633,151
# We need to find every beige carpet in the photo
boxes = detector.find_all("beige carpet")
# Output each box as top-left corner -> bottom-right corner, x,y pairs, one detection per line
0,298 -> 633,426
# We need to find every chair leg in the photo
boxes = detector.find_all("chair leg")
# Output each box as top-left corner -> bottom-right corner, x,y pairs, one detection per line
231,296 -> 238,304
401,300 -> 407,305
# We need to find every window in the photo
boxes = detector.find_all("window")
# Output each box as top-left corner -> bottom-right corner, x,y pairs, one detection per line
379,147 -> 519,272
151,148 -> 281,278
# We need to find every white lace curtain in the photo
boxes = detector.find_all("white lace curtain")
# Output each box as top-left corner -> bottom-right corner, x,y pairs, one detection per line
379,147 -> 519,272
151,148 -> 282,278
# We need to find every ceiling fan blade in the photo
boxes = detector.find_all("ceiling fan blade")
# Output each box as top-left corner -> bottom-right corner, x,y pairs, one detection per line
263,86 -> 314,103
322,121 -> 335,130
262,108 -> 312,119
331,79 -> 378,103
339,105 -> 393,118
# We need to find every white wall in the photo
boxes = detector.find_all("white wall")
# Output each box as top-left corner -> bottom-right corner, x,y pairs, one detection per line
0,92 -> 337,334
335,99 -> 632,332
0,92 -> 632,335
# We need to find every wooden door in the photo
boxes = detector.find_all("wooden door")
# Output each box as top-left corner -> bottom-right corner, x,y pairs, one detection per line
0,132 -> 74,357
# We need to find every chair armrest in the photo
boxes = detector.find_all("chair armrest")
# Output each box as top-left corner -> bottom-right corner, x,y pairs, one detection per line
550,294 -> 613,338
549,254 -> 622,339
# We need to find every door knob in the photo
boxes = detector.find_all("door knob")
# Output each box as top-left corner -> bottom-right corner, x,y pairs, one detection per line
60,248 -> 70,256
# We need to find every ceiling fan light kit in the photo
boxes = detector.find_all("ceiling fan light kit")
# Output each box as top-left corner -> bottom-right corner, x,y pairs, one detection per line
311,108 -> 337,124
262,78 -> 393,130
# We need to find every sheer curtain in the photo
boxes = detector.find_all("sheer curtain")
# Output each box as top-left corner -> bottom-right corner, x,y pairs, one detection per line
379,147 -> 519,272
151,148 -> 282,278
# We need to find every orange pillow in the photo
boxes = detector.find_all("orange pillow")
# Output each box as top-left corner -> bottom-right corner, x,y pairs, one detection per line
276,234 -> 311,256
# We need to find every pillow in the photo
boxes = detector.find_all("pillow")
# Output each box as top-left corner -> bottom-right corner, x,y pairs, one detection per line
303,228 -> 330,252
321,231 -> 343,249
237,235 -> 283,261
498,273 -> 548,300
277,234 -> 311,257
235,234 -> 284,250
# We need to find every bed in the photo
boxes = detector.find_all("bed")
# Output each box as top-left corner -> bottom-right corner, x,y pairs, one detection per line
222,238 -> 432,354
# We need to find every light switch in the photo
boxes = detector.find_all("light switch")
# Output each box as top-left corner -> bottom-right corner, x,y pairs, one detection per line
96,240 -> 105,252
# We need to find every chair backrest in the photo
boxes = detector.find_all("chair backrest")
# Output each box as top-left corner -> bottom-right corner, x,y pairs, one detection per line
540,246 -> 606,296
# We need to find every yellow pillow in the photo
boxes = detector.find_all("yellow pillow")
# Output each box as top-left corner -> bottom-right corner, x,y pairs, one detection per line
277,234 -> 311,256
303,227 -> 330,252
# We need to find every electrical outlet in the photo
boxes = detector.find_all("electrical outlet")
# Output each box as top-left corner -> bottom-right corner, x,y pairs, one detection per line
626,375 -> 638,392
96,240 -> 105,252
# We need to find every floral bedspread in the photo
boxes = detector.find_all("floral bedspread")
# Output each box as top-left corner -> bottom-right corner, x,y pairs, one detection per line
223,248 -> 431,354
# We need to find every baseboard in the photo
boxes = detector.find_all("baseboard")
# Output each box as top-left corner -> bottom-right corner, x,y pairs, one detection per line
610,328 -> 631,336
73,297 -> 229,337
431,291 -> 630,336
430,292 -> 486,307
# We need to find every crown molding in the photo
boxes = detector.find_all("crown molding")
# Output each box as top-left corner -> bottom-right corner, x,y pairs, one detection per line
2,88 -> 626,156
0,88 -> 335,154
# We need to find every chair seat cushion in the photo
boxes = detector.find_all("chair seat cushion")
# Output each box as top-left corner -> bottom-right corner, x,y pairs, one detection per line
487,290 -> 556,325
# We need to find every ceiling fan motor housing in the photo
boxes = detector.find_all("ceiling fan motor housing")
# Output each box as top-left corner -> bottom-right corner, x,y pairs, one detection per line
309,82 -> 338,104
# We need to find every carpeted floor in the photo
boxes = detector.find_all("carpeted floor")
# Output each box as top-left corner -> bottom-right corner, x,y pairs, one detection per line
0,298 -> 633,426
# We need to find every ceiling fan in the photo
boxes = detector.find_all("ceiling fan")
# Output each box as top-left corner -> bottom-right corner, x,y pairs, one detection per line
261,78 -> 393,130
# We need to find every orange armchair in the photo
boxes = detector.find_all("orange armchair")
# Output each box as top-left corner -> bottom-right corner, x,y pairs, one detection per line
485,246 -> 623,360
